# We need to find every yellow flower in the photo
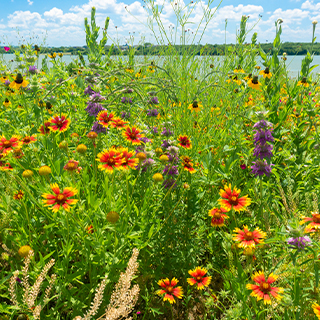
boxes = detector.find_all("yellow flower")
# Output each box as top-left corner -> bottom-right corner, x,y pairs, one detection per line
297,77 -> 309,88
18,245 -> 32,258
248,76 -> 261,91
106,211 -> 119,223
48,52 -> 56,59
188,100 -> 203,113
39,165 -> 52,176
153,173 -> 163,182
3,98 -> 11,108
259,67 -> 272,79
9,73 -> 29,90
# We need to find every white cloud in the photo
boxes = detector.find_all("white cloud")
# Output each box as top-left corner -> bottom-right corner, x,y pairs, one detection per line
301,0 -> 320,11
27,0 -> 33,5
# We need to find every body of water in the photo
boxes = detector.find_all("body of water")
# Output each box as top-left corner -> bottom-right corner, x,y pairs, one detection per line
1,54 -> 319,79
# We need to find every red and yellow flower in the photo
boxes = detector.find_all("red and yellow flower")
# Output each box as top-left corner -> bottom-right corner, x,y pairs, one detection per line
63,160 -> 79,172
110,117 -> 128,130
233,226 -> 267,248
181,156 -> 196,173
22,135 -> 37,145
218,184 -> 251,212
42,183 -> 78,213
187,267 -> 212,290
312,303 -> 320,319
177,135 -> 192,149
300,212 -> 320,233
38,121 -> 51,135
49,114 -> 71,132
122,126 -> 144,145
96,148 -> 124,173
118,148 -> 138,170
0,135 -> 22,155
246,271 -> 284,304
97,110 -> 115,128
208,207 -> 229,227
157,278 -> 183,304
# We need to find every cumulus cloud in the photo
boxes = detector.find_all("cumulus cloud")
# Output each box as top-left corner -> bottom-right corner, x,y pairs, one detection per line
27,0 -> 33,5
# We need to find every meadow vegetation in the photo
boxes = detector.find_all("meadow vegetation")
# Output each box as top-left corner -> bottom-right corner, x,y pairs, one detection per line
1,2 -> 320,319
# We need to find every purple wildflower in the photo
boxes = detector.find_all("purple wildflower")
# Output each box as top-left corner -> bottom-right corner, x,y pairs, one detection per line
89,92 -> 105,103
4,80 -> 10,86
139,137 -> 152,143
253,143 -> 273,159
161,127 -> 174,137
84,85 -> 95,96
240,164 -> 246,170
141,158 -> 155,172
85,102 -> 105,117
287,236 -> 312,250
251,160 -> 273,177
148,96 -> 159,104
152,126 -> 158,134
16,277 -> 22,283
163,178 -> 177,189
121,111 -> 131,119
161,140 -> 172,149
147,109 -> 159,117
91,121 -> 106,134
254,130 -> 274,145
253,119 -> 273,130
125,87 -> 133,93
28,65 -> 37,74
121,97 -> 133,104
163,165 -> 179,176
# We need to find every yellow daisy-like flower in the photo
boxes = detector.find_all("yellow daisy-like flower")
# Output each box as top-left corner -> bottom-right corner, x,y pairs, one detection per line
188,100 -> 202,113
248,76 -> 261,91
313,303 -> 320,319
297,77 -> 309,88
9,73 -> 29,90
259,67 -> 272,79
48,52 -> 56,59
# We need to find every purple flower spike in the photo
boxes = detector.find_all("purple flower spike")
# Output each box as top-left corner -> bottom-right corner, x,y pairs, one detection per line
287,236 -> 312,250
251,160 -> 273,177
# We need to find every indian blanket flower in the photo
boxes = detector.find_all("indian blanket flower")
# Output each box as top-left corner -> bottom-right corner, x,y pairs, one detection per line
49,114 -> 71,132
233,226 -> 267,248
42,183 -> 78,213
97,110 -> 115,128
313,303 -> 320,319
157,278 -> 183,304
246,271 -> 284,305
9,73 -> 29,90
22,135 -> 37,145
300,212 -> 320,233
287,236 -> 312,250
208,207 -> 229,227
187,267 -> 212,290
118,148 -> 139,170
218,184 -> 251,212
123,126 -> 144,145
96,148 -> 124,173
177,135 -> 192,149
63,160 -> 79,172
0,135 -> 22,154
181,156 -> 196,173
110,117 -> 128,130
39,121 -> 51,135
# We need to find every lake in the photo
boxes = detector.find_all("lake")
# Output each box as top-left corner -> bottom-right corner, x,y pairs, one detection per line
1,53 -> 320,79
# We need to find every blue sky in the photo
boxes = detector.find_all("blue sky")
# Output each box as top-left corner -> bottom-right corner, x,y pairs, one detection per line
0,0 -> 319,47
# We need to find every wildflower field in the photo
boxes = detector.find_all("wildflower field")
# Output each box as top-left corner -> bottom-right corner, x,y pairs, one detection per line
1,4 -> 320,320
